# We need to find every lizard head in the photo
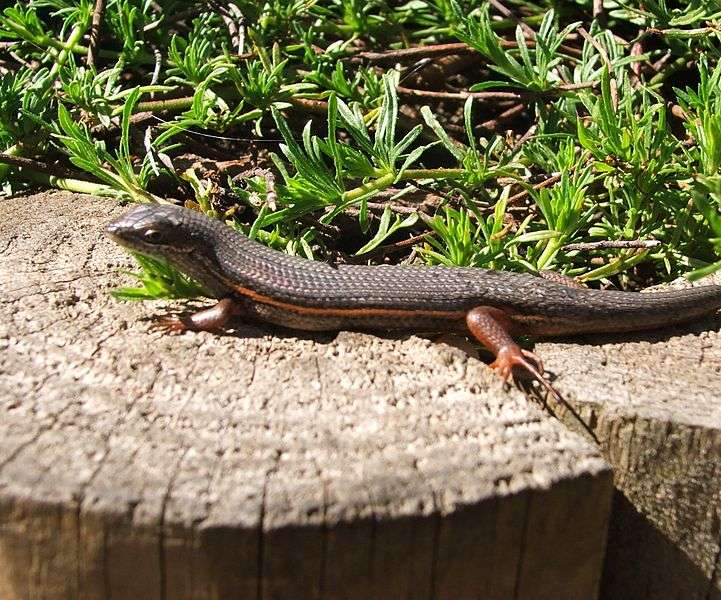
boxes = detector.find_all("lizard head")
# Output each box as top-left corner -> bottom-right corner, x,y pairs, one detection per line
105,204 -> 213,257
106,204 -> 234,297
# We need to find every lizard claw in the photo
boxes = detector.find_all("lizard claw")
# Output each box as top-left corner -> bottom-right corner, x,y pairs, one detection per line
490,345 -> 566,406
521,348 -> 544,375
490,346 -> 545,381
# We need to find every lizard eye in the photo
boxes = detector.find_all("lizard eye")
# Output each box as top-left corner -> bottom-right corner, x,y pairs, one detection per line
143,229 -> 164,244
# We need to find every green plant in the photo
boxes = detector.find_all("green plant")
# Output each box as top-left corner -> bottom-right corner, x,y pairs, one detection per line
112,252 -> 208,300
455,5 -> 580,91
53,89 -> 164,202
2,0 -> 721,298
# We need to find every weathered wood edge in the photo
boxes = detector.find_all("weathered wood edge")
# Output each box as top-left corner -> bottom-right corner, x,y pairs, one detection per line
537,304 -> 721,600
0,191 -> 612,599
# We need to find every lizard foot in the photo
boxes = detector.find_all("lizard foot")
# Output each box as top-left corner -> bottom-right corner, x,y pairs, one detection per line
490,346 -> 545,381
492,345 -> 567,407
149,314 -> 191,334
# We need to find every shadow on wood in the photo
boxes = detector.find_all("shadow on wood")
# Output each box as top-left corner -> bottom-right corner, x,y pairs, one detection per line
0,191 -> 612,599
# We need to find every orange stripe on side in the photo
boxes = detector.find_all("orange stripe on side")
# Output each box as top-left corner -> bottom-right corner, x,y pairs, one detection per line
225,280 -> 467,320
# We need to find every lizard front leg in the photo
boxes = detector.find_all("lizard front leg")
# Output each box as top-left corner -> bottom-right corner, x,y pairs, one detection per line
152,297 -> 243,333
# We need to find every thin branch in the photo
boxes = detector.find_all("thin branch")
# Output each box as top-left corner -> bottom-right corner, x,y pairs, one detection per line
563,240 -> 661,252
163,5 -> 204,26
86,0 -> 105,68
213,0 -> 245,55
556,81 -> 598,91
90,111 -> 155,135
512,124 -> 537,152
647,25 -> 721,38
396,82 -> 595,103
397,86 -> 523,101
593,0 -> 606,29
288,97 -> 328,115
488,0 -> 536,38
578,27 -> 617,109
0,152 -> 76,178
366,232 -> 431,257
351,39 -> 582,63
479,103 -> 525,131
630,39 -> 644,81
366,201 -> 418,215
508,173 -> 562,204
149,44 -> 162,87
578,28 -> 611,70
352,42 -> 475,63
651,51 -> 672,73
8,51 -> 35,70
133,95 -> 195,113
234,167 -> 277,210
297,215 -> 341,239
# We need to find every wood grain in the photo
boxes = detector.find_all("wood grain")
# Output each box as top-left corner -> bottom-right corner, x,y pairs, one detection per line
538,275 -> 721,600
0,191 -> 611,599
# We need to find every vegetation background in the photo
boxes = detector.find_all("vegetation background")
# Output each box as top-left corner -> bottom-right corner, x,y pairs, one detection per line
2,0 -> 721,298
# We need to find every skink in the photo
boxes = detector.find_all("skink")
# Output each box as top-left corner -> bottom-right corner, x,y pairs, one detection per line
106,204 -> 721,390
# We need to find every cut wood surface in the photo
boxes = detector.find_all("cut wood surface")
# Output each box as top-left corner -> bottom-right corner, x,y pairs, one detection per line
0,191 -> 611,599
538,274 -> 721,600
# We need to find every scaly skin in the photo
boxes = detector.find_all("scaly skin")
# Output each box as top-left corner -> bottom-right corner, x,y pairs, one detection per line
106,205 -> 721,387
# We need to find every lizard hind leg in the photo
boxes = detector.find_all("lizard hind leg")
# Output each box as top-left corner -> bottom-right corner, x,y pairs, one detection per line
538,270 -> 588,290
464,306 -> 564,402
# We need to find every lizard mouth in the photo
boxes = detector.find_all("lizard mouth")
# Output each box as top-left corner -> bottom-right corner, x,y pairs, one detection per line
104,221 -> 138,250
104,205 -> 166,250
104,221 -> 127,246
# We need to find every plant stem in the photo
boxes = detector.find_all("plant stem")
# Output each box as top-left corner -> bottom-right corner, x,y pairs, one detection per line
578,250 -> 651,282
344,173 -> 396,201
24,170 -> 116,195
0,152 -> 75,177
649,54 -> 689,87
87,0 -> 106,68
45,20 -> 89,89
537,238 -> 562,269
0,144 -> 21,182
401,168 -> 464,180
344,168 -> 465,201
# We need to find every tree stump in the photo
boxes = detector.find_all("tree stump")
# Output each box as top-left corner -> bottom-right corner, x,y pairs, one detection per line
0,191 -> 612,599
539,274 -> 721,600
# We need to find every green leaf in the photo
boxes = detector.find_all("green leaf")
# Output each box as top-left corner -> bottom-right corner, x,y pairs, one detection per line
355,206 -> 418,255
420,105 -> 466,162
687,259 -> 721,281
112,252 -> 208,300
120,87 -> 141,166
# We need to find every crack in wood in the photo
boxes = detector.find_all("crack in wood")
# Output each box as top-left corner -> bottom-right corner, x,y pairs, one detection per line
1,191 -> 615,600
